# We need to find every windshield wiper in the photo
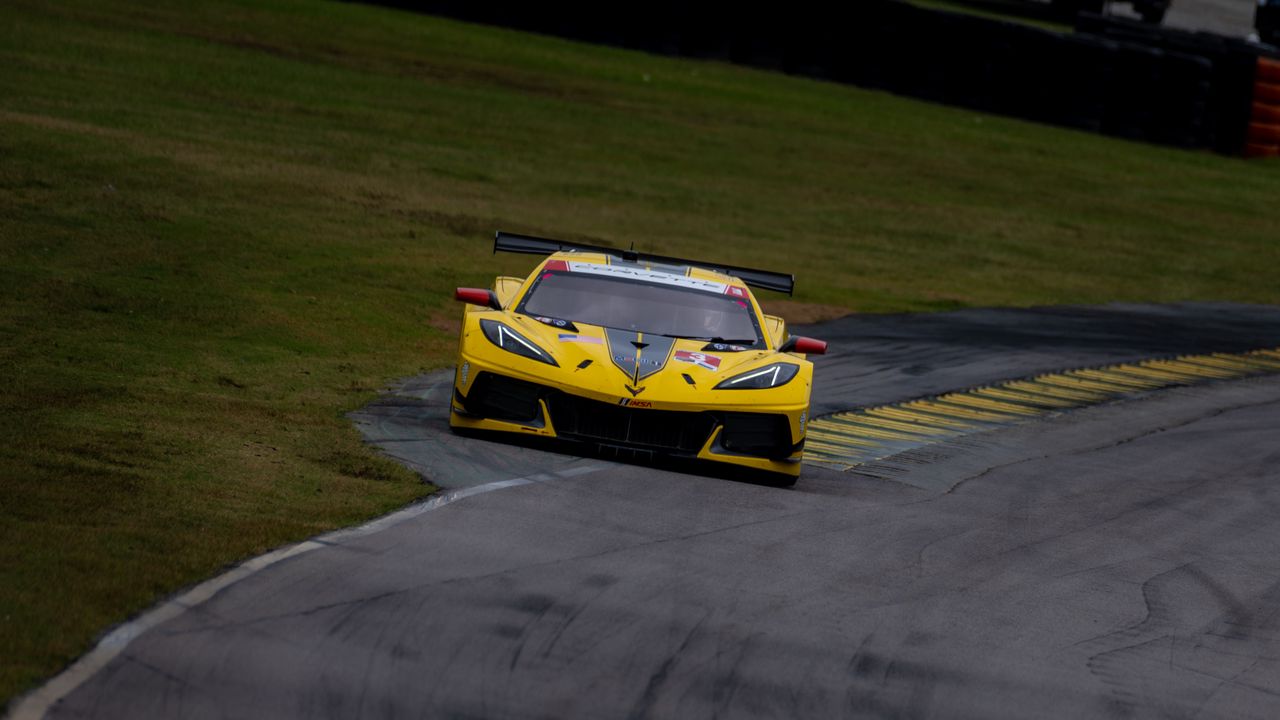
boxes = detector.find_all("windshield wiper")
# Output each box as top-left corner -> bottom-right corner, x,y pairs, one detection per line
661,334 -> 759,347
666,334 -> 746,342
703,337 -> 757,345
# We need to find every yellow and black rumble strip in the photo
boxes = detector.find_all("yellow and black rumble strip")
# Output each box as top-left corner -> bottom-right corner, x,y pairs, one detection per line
805,348 -> 1280,472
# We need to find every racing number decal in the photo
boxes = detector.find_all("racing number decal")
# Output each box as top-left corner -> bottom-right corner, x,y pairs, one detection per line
674,350 -> 722,371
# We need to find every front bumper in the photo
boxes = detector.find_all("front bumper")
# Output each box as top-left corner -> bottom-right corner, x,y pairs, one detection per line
451,370 -> 805,477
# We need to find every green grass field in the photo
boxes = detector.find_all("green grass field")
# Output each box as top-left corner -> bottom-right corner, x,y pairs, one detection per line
2,0 -> 1278,705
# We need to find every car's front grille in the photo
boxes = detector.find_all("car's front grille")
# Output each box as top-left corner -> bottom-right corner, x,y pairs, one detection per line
462,372 -> 543,422
546,393 -> 716,454
463,373 -> 794,460
719,412 -> 795,460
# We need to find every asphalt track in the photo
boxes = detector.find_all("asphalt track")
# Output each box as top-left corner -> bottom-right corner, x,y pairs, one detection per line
1163,0 -> 1257,39
28,302 -> 1280,719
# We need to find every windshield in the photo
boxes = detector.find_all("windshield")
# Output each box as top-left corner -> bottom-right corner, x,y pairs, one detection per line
520,271 -> 761,344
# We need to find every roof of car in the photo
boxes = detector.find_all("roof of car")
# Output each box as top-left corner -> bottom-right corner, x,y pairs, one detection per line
542,251 -> 750,293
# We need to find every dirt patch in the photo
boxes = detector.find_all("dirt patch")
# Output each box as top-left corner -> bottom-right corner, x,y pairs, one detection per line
759,300 -> 853,325
0,110 -> 138,142
429,309 -> 462,336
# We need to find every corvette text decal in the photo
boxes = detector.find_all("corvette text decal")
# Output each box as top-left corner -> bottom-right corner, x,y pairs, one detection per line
605,329 -> 675,382
566,261 -> 727,294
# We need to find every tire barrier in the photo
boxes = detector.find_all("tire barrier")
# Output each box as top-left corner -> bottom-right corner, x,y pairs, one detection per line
1074,13 -> 1271,155
1255,99 -> 1280,124
1248,58 -> 1280,157
370,1 -> 1280,157
1260,56 -> 1280,84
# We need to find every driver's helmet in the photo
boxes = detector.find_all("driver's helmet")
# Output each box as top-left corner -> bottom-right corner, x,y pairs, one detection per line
701,308 -> 726,335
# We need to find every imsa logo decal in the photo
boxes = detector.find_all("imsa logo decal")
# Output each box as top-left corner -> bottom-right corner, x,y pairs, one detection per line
618,398 -> 653,408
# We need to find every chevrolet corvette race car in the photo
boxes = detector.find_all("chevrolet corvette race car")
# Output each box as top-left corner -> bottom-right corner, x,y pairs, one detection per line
450,232 -> 827,485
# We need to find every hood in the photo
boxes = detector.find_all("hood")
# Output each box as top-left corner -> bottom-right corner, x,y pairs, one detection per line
506,313 -> 779,397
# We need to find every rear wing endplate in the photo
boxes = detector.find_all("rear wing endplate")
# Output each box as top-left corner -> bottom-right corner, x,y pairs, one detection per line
493,231 -> 794,295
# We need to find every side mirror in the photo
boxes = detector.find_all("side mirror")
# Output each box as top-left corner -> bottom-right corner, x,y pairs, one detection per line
779,336 -> 827,355
455,287 -> 502,310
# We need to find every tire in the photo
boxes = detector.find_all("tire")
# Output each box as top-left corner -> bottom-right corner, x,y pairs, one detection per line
1258,58 -> 1280,86
1247,121 -> 1280,145
1253,102 -> 1280,125
1244,142 -> 1280,158
1256,82 -> 1280,106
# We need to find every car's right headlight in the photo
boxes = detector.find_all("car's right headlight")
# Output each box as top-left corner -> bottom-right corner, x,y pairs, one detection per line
479,319 -> 558,366
714,362 -> 800,390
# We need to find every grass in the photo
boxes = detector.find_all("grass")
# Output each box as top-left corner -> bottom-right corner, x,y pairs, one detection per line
2,0 -> 1278,705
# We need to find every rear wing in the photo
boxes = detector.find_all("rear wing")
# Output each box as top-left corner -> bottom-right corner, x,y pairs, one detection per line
493,231 -> 795,295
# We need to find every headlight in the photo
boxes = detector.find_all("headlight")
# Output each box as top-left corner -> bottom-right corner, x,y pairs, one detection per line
480,319 -> 558,366
714,362 -> 799,390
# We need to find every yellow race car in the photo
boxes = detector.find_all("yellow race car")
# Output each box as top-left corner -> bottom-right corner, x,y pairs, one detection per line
450,232 -> 827,485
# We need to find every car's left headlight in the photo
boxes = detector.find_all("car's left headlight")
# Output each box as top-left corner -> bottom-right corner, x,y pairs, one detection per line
714,362 -> 800,390
480,319 -> 558,366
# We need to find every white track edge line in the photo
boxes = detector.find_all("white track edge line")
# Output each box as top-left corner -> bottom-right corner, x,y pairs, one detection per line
5,462 -> 608,720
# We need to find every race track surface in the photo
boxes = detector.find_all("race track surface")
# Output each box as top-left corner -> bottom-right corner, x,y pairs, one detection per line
34,303 -> 1280,719
1164,0 -> 1258,38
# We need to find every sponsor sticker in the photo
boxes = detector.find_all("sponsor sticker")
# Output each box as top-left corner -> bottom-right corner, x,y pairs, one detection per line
674,350 -> 721,371
618,398 -> 653,408
559,334 -> 603,344
725,286 -> 748,298
537,316 -> 570,328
